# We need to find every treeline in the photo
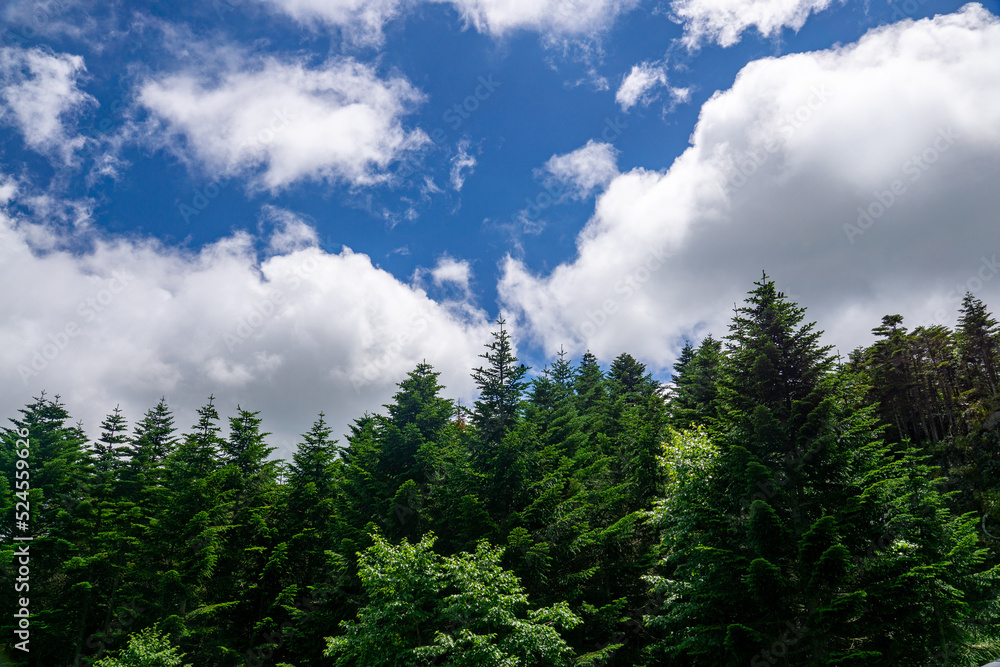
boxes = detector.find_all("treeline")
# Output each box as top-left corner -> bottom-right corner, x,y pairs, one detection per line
2,276 -> 1000,666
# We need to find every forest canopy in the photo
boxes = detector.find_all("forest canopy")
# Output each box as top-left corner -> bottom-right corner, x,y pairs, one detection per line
3,275 -> 1000,666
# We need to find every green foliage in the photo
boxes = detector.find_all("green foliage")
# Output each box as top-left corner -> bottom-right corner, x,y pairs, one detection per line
669,335 -> 724,430
472,318 -> 529,448
324,533 -> 581,666
646,275 -> 1000,665
93,627 -> 191,667
5,276 -> 1000,666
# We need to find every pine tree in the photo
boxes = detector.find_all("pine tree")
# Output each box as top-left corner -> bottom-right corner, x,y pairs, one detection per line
669,335 -> 724,430
958,292 -> 1000,400
605,353 -> 665,507
574,351 -> 610,440
608,353 -> 659,408
471,319 -> 528,448
144,398 -> 227,659
94,406 -> 129,482
0,394 -> 95,666
648,275 -> 999,665
208,406 -> 279,664
866,314 -> 919,443
116,399 -> 176,501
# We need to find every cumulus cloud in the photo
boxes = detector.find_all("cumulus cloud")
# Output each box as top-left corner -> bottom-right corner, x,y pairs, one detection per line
261,206 -> 320,254
430,255 -> 472,292
542,140 -> 619,199
444,0 -> 641,38
450,138 -> 477,191
412,255 -> 479,317
254,0 -> 408,46
500,4 -> 1000,371
616,61 -> 669,112
259,0 -> 640,42
0,201 -> 491,457
670,0 -> 837,48
138,55 -> 428,191
0,46 -> 96,164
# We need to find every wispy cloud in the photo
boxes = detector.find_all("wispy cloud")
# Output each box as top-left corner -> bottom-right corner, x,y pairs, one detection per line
0,46 -> 96,165
449,138 -> 478,191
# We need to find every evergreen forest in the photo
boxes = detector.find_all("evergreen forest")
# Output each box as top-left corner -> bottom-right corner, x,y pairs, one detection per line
4,275 -> 1000,666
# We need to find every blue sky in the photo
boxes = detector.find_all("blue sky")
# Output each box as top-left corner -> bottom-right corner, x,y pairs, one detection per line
2,0 -> 999,454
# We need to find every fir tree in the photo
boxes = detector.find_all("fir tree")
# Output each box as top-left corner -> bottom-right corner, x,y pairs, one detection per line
649,275 -> 999,665
669,335 -> 724,430
471,319 -> 528,447
958,292 -> 1000,400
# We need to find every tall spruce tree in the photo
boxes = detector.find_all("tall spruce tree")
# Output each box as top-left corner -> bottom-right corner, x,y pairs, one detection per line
574,351 -> 610,440
0,394 -> 95,666
471,318 -> 528,448
669,335 -> 724,430
649,275 -> 1000,665
958,292 -> 1000,400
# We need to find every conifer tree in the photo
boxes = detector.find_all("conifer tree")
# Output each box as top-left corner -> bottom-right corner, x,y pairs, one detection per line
958,292 -> 1000,400
608,353 -> 659,408
94,406 -> 129,482
0,394 -> 95,666
669,335 -> 724,430
649,275 -> 999,665
145,398 -> 227,654
471,319 -> 528,447
116,399 -> 176,504
574,351 -> 610,440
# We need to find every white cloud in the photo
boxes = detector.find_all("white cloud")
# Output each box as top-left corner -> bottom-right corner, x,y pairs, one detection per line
259,0 -> 639,42
542,140 -> 619,199
254,0 -> 408,46
0,175 -> 18,205
450,138 -> 477,191
138,55 -> 428,191
412,255 -> 478,317
670,86 -> 691,105
670,0 -> 836,48
0,46 -> 96,164
616,61 -> 669,112
0,203 -> 491,457
430,255 -> 472,292
500,4 -> 1000,371
443,0 -> 641,37
1,0 -> 111,53
261,206 -> 320,254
